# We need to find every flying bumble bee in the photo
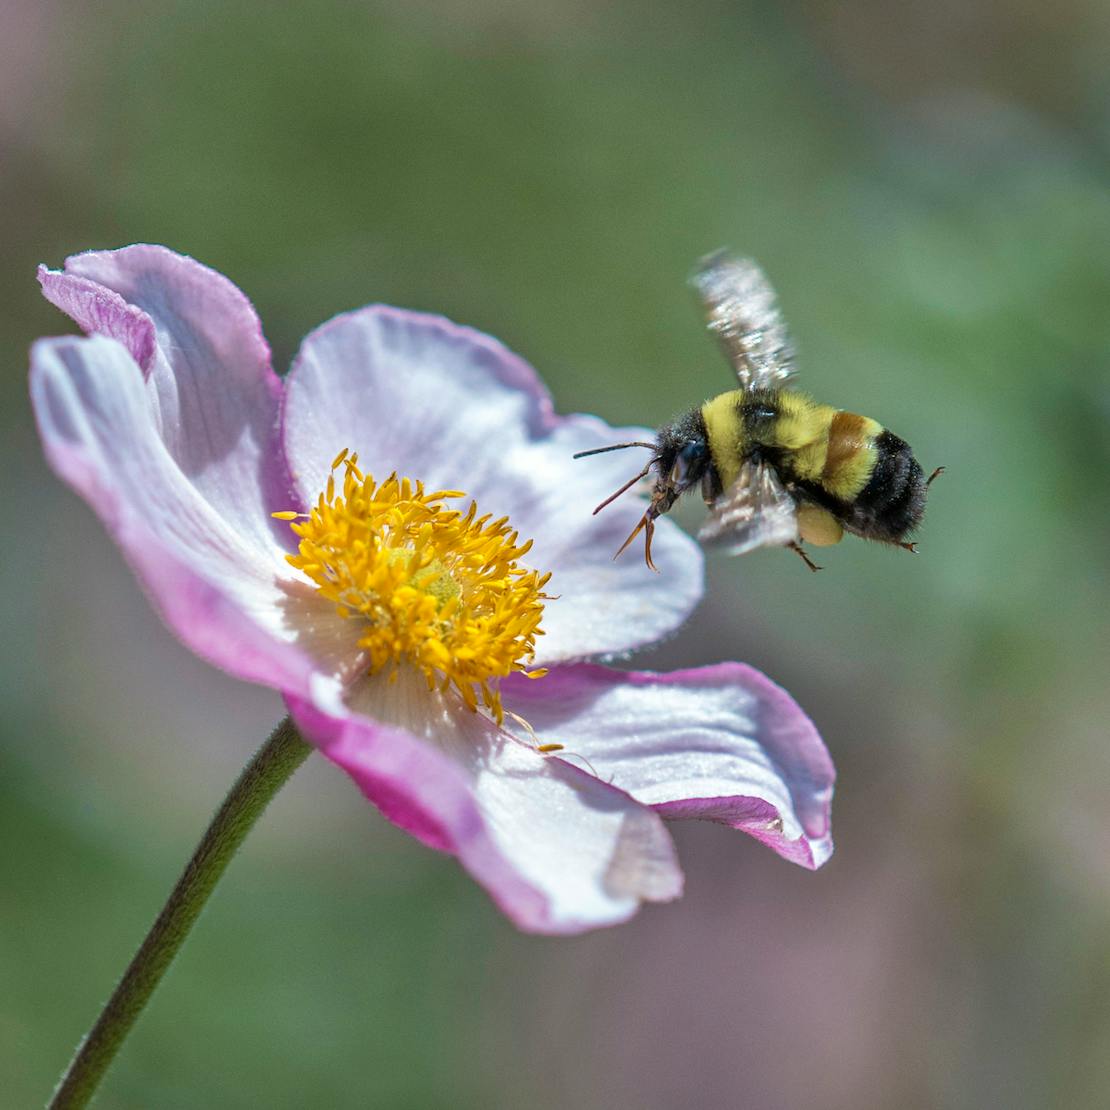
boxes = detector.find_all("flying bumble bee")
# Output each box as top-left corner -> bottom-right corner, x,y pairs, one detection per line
576,251 -> 942,571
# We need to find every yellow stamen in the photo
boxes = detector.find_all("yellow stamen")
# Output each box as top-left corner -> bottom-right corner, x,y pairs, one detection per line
276,455 -> 551,722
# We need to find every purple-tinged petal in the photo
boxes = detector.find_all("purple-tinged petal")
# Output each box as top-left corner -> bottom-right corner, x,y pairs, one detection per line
30,334 -> 334,695
38,265 -> 157,372
501,663 -> 835,869
287,671 -> 683,934
39,245 -> 294,558
282,306 -> 703,663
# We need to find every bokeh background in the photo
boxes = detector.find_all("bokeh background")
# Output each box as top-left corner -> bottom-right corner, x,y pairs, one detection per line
3,2 -> 1110,1107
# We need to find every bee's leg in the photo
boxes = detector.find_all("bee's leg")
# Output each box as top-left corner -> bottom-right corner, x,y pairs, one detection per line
788,541 -> 823,572
926,466 -> 945,486
614,514 -> 647,561
701,472 -> 719,506
614,510 -> 661,573
897,541 -> 919,554
643,517 -> 659,573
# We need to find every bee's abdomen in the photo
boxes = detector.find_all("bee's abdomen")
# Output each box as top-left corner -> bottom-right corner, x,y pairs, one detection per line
846,430 -> 926,541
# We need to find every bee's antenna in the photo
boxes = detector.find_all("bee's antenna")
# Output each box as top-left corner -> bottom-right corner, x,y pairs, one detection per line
573,441 -> 656,459
590,461 -> 654,515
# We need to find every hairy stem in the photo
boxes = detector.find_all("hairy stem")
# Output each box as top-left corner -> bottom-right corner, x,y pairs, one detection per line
50,716 -> 312,1109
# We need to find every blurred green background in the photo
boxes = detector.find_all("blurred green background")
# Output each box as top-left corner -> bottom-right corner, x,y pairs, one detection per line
3,1 -> 1110,1106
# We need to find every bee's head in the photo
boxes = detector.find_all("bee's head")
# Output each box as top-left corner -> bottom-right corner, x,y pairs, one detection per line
572,408 -> 709,572
652,410 -> 712,505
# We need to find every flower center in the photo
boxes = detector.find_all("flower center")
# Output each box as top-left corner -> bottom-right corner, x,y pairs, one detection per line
274,451 -> 549,722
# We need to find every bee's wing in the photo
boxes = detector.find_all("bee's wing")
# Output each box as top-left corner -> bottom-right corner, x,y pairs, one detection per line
691,250 -> 796,391
698,460 -> 798,555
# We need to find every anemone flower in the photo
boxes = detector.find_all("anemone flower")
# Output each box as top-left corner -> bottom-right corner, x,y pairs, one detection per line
32,245 -> 834,938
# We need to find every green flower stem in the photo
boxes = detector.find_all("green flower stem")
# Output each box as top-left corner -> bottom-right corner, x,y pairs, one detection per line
50,716 -> 313,1110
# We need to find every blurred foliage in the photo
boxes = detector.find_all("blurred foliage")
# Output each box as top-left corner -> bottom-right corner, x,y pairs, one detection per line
2,1 -> 1109,1107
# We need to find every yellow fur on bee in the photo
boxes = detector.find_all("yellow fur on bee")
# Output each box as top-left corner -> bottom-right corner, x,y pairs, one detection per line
701,391 -> 883,502
771,392 -> 834,450
701,391 -> 746,490
767,393 -> 836,482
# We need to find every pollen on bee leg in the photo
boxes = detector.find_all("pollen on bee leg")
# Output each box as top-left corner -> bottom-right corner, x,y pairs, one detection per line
796,503 -> 843,547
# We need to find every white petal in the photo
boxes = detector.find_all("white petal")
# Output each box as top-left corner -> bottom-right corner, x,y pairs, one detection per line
290,668 -> 683,933
282,306 -> 703,662
30,335 -> 352,693
41,245 -> 294,562
501,663 -> 836,869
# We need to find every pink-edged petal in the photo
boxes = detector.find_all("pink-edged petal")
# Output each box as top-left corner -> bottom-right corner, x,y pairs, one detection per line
286,671 -> 683,934
30,334 -> 330,694
39,245 -> 294,559
501,663 -> 835,869
281,306 -> 703,664
37,264 -> 158,372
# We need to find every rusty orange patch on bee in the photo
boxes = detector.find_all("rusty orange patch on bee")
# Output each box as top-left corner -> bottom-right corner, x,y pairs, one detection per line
823,412 -> 868,474
822,411 -> 882,499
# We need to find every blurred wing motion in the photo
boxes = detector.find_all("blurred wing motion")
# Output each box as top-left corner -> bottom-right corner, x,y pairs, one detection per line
691,250 -> 796,390
698,460 -> 798,555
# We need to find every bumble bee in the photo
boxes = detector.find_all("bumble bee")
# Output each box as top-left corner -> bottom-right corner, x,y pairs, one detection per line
576,251 -> 941,571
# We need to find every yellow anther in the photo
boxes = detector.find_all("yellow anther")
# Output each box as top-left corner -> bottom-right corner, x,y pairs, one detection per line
274,453 -> 550,721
